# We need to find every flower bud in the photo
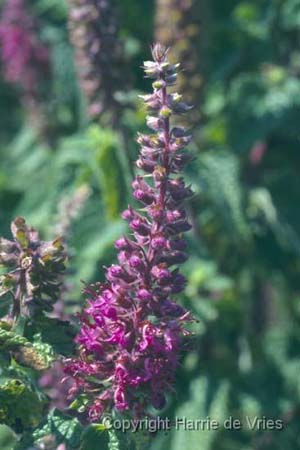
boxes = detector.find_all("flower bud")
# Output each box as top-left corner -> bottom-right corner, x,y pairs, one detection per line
165,73 -> 177,85
107,265 -> 124,280
168,219 -> 192,233
151,266 -> 172,283
159,251 -> 188,266
114,237 -> 128,250
143,61 -> 160,78
133,189 -> 155,205
151,43 -> 168,62
166,209 -> 183,222
146,116 -> 164,131
117,251 -> 129,265
151,236 -> 167,249
168,239 -> 187,251
159,106 -> 172,118
140,93 -> 161,110
129,255 -> 145,271
114,387 -> 128,411
114,237 -> 137,252
137,289 -> 152,301
171,272 -> 187,293
153,165 -> 167,181
153,80 -> 166,90
136,157 -> 157,172
130,219 -> 150,236
121,206 -> 135,221
171,127 -> 187,137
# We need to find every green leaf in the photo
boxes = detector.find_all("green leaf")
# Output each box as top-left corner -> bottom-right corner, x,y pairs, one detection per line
69,394 -> 89,414
25,316 -> 76,355
198,151 -> 250,240
80,424 -> 110,450
0,329 -> 29,351
132,430 -> 152,450
170,377 -> 229,450
88,126 -> 128,220
34,409 -> 83,449
108,428 -> 133,450
0,379 -> 46,431
31,333 -> 55,366
0,425 -> 17,450
0,328 -> 56,371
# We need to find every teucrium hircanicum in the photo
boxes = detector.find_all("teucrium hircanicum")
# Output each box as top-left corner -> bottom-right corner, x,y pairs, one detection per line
64,44 -> 195,422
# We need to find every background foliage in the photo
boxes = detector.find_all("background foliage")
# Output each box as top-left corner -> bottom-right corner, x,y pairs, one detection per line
1,0 -> 300,449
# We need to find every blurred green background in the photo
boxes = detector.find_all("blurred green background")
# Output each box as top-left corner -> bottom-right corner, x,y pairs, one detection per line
1,0 -> 300,449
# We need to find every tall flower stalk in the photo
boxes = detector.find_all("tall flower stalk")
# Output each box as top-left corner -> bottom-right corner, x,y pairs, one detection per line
67,0 -> 125,123
65,44 -> 194,422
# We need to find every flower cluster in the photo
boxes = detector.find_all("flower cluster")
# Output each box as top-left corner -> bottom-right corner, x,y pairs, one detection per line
68,0 -> 124,121
155,0 -> 206,124
0,217 -> 67,318
64,44 -> 194,422
0,0 -> 49,96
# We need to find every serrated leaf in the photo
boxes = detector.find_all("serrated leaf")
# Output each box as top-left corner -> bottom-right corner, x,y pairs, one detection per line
0,379 -> 46,431
108,429 -> 132,450
13,332 -> 55,371
0,328 -> 56,371
34,409 -> 82,449
0,329 -> 29,351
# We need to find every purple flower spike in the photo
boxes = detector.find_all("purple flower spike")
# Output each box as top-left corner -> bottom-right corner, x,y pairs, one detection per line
64,44 -> 194,421
67,0 -> 126,122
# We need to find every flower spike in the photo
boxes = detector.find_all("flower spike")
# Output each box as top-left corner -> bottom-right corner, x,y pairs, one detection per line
64,44 -> 194,422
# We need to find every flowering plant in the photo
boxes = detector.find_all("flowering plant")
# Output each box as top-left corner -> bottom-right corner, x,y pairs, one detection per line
0,43 -> 195,450
0,218 -> 77,447
64,43 -> 194,422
